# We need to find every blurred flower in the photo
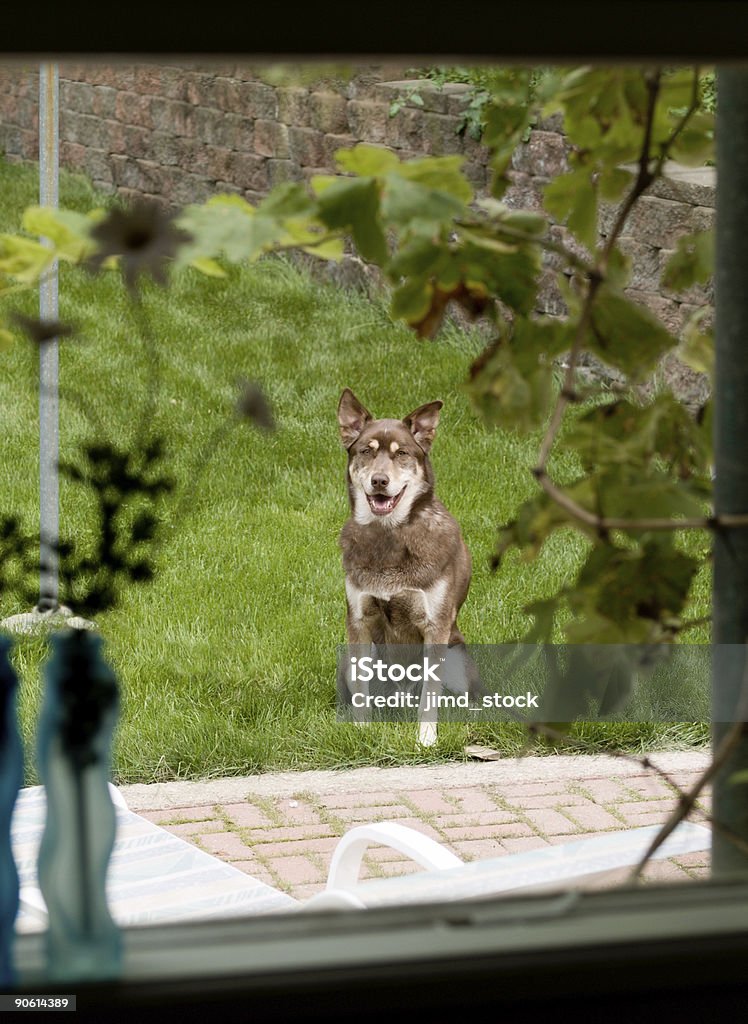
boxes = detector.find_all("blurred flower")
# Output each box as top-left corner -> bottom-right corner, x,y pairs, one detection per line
236,379 -> 275,431
87,201 -> 192,292
11,312 -> 76,345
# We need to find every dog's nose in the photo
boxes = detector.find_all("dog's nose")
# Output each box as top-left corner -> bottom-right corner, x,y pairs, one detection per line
371,473 -> 389,491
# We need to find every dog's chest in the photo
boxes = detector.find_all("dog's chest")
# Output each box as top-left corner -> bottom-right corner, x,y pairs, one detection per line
344,524 -> 407,565
340,521 -> 413,591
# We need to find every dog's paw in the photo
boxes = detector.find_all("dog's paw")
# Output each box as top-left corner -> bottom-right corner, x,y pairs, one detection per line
418,721 -> 438,747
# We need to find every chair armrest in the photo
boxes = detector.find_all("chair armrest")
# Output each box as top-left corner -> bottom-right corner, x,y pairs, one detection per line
326,822 -> 463,892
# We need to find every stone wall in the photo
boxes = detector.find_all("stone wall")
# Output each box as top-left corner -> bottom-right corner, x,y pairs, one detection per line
0,61 -> 715,401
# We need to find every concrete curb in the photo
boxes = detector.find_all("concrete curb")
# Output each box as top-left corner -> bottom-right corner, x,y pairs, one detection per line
119,750 -> 711,811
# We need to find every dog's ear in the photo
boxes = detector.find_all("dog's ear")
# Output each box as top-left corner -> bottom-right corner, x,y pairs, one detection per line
338,388 -> 373,449
403,400 -> 443,454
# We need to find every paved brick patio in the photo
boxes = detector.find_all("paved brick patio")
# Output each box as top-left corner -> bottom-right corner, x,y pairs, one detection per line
120,751 -> 712,901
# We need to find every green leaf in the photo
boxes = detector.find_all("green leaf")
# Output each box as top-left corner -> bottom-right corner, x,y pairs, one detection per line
563,538 -> 699,644
309,174 -> 338,195
257,182 -> 314,218
493,475 -> 598,563
678,308 -> 714,378
390,276 -> 433,324
566,177 -> 598,250
206,194 -> 256,212
605,245 -> 632,289
395,155 -> 473,203
465,335 -> 556,433
176,203 -> 280,264
661,229 -> 714,292
500,210 -> 547,236
0,234 -> 54,283
316,177 -> 388,265
461,244 -> 540,315
589,285 -> 677,379
568,395 -> 711,478
512,316 -> 576,371
388,235 -> 451,278
279,218 -> 345,261
598,469 -> 709,522
335,144 -> 400,177
669,111 -> 715,167
189,256 -> 227,277
543,172 -> 582,222
22,206 -> 93,262
544,169 -> 598,249
382,175 -> 465,227
599,166 -> 634,201
659,68 -> 699,110
458,227 -> 518,255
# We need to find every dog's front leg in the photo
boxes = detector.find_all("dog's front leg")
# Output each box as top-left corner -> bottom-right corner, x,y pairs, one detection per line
343,585 -> 378,726
418,624 -> 452,747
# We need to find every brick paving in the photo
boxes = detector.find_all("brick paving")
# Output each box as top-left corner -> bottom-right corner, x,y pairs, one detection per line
121,752 -> 713,902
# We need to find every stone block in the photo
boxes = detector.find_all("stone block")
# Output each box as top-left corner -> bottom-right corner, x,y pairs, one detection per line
254,119 -> 290,158
92,85 -> 117,118
422,111 -> 464,155
132,65 -> 164,95
149,97 -> 195,136
647,165 -> 716,209
113,90 -> 154,128
658,246 -> 714,305
288,125 -> 327,166
110,155 -> 163,193
601,194 -> 713,248
347,100 -> 389,144
384,107 -> 423,151
62,109 -> 108,149
512,129 -> 569,178
223,151 -> 269,191
308,91 -> 349,133
462,160 -> 488,191
504,171 -> 549,214
322,132 -> 357,167
617,237 -> 663,292
277,86 -> 308,125
60,79 -> 94,114
148,131 -> 182,166
623,289 -> 685,335
444,83 -> 472,116
537,267 -> 568,316
191,105 -> 225,146
16,97 -> 38,132
59,141 -> 87,171
162,167 -> 213,205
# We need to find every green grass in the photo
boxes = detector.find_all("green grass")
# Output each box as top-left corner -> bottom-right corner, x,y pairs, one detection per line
0,157 -> 709,783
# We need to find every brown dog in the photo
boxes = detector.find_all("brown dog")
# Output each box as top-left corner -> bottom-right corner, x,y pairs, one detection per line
337,388 -> 471,648
337,389 -> 473,744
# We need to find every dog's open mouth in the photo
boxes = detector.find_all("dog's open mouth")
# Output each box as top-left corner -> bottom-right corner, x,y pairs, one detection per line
367,487 -> 406,516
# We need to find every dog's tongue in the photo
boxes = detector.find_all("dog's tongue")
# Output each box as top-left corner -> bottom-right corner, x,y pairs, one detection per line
369,493 -> 396,514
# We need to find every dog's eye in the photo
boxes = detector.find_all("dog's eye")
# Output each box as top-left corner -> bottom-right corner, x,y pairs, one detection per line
396,450 -> 409,458
360,447 -> 371,456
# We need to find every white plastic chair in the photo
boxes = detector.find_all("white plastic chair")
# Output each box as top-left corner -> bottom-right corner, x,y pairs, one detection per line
11,785 -> 712,929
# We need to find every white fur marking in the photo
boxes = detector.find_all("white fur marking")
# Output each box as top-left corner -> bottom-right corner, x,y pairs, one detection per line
369,438 -> 379,450
389,440 -> 399,453
419,578 -> 448,622
345,578 -> 366,619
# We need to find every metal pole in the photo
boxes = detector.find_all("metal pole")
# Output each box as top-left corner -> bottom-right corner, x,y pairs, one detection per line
38,63 -> 59,612
712,67 -> 748,876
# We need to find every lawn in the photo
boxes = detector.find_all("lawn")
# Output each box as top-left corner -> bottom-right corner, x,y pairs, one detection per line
0,157 -> 709,783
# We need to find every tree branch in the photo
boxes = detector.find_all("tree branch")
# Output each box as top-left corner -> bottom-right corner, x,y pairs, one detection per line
531,467 -> 748,534
628,643 -> 748,879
